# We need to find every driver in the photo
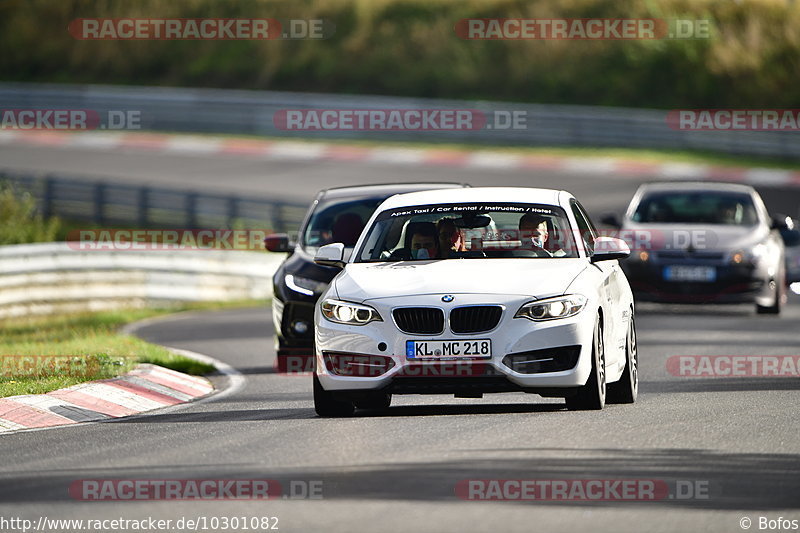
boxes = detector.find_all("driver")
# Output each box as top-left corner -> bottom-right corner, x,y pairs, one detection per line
519,213 -> 553,257
409,223 -> 440,260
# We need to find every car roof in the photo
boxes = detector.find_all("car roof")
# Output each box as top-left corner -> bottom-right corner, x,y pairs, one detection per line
319,182 -> 469,201
377,186 -> 565,210
636,181 -> 756,195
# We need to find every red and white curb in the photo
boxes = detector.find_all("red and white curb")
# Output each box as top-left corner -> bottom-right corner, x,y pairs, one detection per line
2,129 -> 799,188
0,363 -> 213,434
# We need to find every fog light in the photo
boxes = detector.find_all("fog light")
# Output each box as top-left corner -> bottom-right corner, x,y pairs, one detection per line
292,321 -> 309,335
502,346 -> 581,374
323,352 -> 395,377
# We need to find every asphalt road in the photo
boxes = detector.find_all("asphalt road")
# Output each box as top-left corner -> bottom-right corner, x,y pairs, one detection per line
0,143 -> 799,532
3,142 -> 800,219
0,300 -> 798,533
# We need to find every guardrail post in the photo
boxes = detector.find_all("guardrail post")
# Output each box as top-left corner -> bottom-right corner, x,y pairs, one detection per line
186,193 -> 198,228
93,183 -> 106,224
137,186 -> 149,226
270,202 -> 285,234
43,174 -> 55,218
227,197 -> 239,227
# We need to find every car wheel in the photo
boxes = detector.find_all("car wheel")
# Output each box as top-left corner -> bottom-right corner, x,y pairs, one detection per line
607,312 -> 638,404
756,270 -> 784,315
313,373 -> 355,417
565,317 -> 606,411
354,392 -> 392,410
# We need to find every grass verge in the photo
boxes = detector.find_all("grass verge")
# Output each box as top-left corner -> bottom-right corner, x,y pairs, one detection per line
0,300 -> 266,398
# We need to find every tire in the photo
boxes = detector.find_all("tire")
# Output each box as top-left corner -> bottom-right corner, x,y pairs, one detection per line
313,373 -> 354,417
756,270 -> 784,315
354,392 -> 392,410
607,312 -> 638,404
566,317 -> 606,411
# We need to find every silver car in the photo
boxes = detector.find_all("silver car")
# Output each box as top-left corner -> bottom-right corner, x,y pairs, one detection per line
605,182 -> 787,314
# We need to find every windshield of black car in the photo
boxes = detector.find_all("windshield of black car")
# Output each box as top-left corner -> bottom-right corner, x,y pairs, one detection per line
355,203 -> 580,261
632,192 -> 758,225
302,197 -> 383,253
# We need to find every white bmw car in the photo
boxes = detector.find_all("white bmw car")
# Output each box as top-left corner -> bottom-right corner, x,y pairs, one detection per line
311,187 -> 637,416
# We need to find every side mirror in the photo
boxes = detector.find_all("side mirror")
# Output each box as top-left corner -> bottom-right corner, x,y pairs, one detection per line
771,214 -> 791,231
264,233 -> 293,253
599,213 -> 622,228
590,237 -> 631,263
314,243 -> 346,269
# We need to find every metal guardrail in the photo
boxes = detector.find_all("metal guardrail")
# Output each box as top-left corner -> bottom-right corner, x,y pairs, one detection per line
1,82 -> 798,159
1,170 -> 308,233
0,242 -> 284,318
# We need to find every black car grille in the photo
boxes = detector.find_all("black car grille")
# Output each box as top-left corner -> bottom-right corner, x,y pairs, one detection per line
449,306 -> 503,334
393,307 -> 445,334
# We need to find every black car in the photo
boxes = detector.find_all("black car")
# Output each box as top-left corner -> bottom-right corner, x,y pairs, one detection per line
265,182 -> 469,371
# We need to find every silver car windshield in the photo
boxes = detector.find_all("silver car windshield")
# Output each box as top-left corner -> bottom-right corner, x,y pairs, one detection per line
355,202 -> 580,262
632,192 -> 758,225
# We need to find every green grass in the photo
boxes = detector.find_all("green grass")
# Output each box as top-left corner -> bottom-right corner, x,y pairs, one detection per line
0,181 -> 60,245
0,301 -> 266,398
2,0 -> 800,109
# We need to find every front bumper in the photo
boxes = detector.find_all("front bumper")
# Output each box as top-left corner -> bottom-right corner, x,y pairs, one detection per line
314,293 -> 596,395
622,260 -> 766,304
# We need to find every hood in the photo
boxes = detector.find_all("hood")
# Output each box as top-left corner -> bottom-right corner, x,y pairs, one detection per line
621,223 -> 769,252
333,259 -> 588,302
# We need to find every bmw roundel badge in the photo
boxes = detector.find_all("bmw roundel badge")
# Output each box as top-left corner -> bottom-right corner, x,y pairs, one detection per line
441,295 -> 454,303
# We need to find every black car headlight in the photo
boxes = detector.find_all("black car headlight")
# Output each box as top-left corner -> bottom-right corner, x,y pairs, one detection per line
514,295 -> 587,321
285,274 -> 328,296
321,299 -> 383,325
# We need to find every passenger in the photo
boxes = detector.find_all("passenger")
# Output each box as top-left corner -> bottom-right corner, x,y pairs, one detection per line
519,213 -> 553,257
437,218 -> 465,258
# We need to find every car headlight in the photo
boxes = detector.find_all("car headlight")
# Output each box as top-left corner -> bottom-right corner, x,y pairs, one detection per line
730,244 -> 767,265
285,274 -> 327,296
514,295 -> 587,321
321,299 -> 383,325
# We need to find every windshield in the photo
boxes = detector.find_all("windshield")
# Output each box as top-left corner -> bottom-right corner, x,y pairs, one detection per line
302,197 -> 384,253
355,203 -> 580,262
632,191 -> 758,225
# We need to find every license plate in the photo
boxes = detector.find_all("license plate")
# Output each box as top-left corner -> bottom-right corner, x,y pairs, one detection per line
406,339 -> 491,359
663,265 -> 716,282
